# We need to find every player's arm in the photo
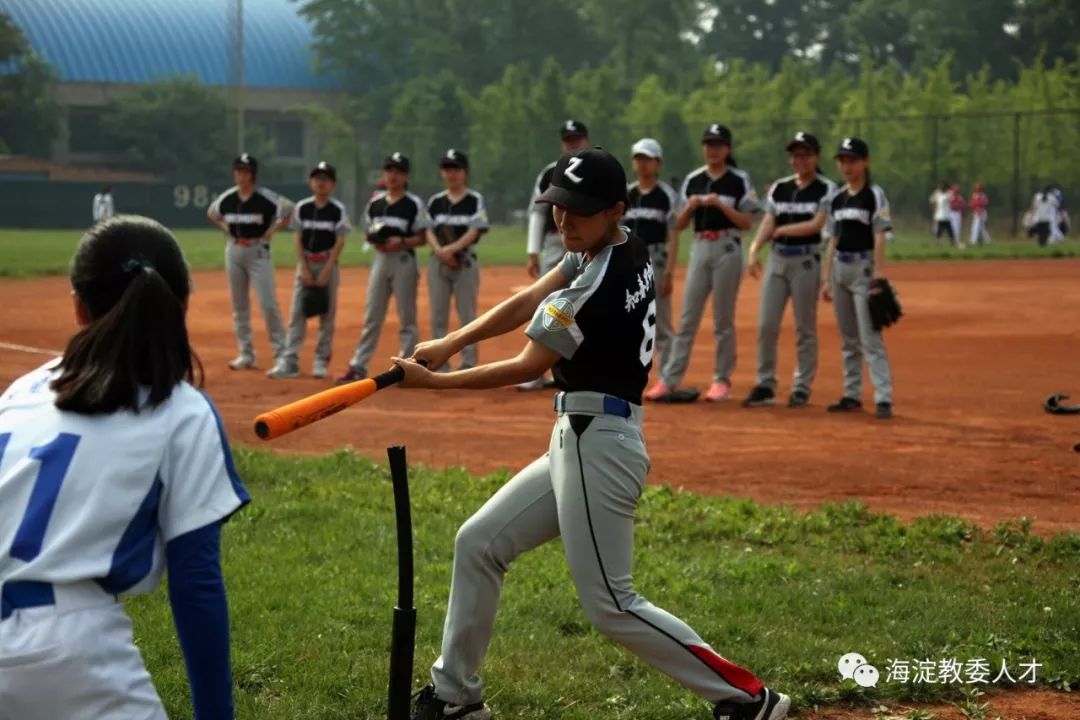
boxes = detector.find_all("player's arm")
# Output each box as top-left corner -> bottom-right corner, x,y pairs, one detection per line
746,213 -> 777,277
207,205 -> 231,235
872,230 -> 887,278
773,211 -> 828,238
410,267 -> 570,369
675,195 -> 700,231
448,227 -> 481,253
660,227 -> 679,296
397,339 -> 558,389
293,231 -> 314,285
708,197 -> 754,229
820,235 -> 836,301
167,521 -> 234,719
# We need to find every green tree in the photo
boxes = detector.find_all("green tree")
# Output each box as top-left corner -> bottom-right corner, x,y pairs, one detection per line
0,12 -> 60,156
100,78 -> 230,180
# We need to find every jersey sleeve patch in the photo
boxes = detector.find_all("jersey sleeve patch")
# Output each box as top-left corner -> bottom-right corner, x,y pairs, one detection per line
542,298 -> 575,330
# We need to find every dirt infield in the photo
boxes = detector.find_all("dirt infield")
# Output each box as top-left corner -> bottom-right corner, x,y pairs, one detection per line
2,259 -> 1078,534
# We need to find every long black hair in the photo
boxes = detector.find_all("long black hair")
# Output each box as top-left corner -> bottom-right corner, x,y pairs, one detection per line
51,215 -> 202,414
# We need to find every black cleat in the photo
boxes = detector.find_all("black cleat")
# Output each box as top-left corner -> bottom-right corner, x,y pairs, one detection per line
714,686 -> 791,720
742,385 -> 776,408
875,402 -> 893,419
411,684 -> 491,720
787,390 -> 810,408
826,397 -> 863,413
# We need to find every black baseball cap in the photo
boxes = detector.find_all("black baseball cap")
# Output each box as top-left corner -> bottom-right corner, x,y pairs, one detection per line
560,119 -> 589,140
702,123 -> 733,144
383,152 -> 410,173
535,147 -> 628,216
786,131 -> 821,153
835,137 -> 870,159
440,148 -> 469,170
309,161 -> 336,181
233,153 -> 258,173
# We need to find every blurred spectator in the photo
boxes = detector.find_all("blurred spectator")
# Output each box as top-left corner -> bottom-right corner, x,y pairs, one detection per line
968,183 -> 990,245
92,186 -> 115,222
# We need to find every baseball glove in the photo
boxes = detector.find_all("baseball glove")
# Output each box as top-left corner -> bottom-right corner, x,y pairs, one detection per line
1045,393 -> 1080,415
868,277 -> 903,332
301,284 -> 330,318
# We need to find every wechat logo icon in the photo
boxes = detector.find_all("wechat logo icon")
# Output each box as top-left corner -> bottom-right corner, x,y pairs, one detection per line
839,652 -> 880,688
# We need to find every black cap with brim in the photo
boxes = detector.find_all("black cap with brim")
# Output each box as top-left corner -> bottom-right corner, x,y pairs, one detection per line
535,147 -> 628,216
786,132 -> 821,153
439,149 -> 469,170
834,137 -> 870,159
560,119 -> 589,140
383,152 -> 410,172
309,161 -> 336,180
233,153 -> 258,173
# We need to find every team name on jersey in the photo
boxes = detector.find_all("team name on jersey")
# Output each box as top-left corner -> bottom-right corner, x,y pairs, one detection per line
623,207 -> 668,223
624,262 -> 655,313
833,208 -> 871,224
223,212 -> 266,224
432,213 -> 481,226
369,216 -> 410,231
298,219 -> 338,232
773,201 -> 821,215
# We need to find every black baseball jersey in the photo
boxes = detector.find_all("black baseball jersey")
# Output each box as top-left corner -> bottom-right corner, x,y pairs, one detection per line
624,181 -> 680,246
208,186 -> 290,239
826,184 -> 892,252
427,190 -> 490,247
530,161 -> 559,236
680,166 -> 759,234
290,197 -> 352,253
526,231 -> 656,404
764,174 -> 837,246
366,191 -> 431,246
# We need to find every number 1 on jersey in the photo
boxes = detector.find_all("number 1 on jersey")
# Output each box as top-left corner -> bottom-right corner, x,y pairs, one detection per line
4,433 -> 81,562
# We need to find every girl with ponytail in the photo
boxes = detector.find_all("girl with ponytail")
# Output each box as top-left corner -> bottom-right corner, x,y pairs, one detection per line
0,216 -> 247,719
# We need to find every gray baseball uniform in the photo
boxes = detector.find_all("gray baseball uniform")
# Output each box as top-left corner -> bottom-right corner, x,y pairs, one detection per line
530,161 -> 568,274
427,189 -> 489,370
208,186 -> 291,363
826,183 -> 894,404
661,166 -> 759,387
755,174 -> 836,395
430,237 -> 766,709
346,191 -> 431,377
279,196 -> 352,372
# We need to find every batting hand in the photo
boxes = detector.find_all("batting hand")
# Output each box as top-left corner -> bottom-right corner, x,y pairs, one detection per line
410,338 -> 455,374
390,357 -> 437,388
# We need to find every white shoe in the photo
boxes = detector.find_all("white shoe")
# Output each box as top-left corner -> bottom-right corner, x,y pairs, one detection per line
229,355 -> 256,371
516,377 -> 548,391
312,360 -> 328,379
266,362 -> 300,379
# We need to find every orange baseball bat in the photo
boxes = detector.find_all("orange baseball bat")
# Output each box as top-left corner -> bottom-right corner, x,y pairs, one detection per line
254,365 -> 407,440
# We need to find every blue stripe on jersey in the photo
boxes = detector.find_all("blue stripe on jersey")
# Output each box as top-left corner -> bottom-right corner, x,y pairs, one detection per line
96,475 -> 162,595
197,390 -> 252,510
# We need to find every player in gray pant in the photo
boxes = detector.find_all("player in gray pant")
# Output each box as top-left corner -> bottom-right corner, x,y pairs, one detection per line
426,150 -> 488,370
338,153 -> 431,383
744,132 -> 836,408
207,153 -> 292,370
269,161 -> 352,379
821,137 -> 895,419
396,148 -> 789,720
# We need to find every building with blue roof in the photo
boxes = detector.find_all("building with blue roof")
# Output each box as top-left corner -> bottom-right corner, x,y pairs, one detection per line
1,0 -> 346,182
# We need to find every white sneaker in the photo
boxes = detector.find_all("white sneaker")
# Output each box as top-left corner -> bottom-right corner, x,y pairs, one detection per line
229,355 -> 256,371
312,360 -> 328,379
516,377 -> 548,391
266,362 -> 300,379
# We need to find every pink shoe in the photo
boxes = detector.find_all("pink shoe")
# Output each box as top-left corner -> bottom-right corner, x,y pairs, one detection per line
643,381 -> 673,401
704,381 -> 731,402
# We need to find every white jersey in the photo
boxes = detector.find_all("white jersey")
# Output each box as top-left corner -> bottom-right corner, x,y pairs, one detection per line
1032,193 -> 1059,224
92,193 -> 115,222
932,191 -> 951,221
0,360 -> 248,597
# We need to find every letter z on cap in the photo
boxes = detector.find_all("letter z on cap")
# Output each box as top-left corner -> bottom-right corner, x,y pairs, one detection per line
535,147 -> 628,216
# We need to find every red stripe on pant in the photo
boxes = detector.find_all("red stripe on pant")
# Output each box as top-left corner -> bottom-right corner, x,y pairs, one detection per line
688,645 -> 764,697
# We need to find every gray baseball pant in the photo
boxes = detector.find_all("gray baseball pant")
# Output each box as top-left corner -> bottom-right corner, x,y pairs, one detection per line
348,250 -> 419,377
661,238 -> 743,387
225,240 -> 285,362
280,259 -> 339,370
430,392 -> 764,707
428,252 -> 480,370
755,248 -> 820,395
831,257 -> 893,404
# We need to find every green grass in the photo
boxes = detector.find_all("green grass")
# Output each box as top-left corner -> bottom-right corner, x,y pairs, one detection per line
125,448 -> 1080,719
2,227 -> 1076,278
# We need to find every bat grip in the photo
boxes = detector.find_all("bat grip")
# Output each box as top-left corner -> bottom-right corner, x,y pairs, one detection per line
373,360 -> 428,390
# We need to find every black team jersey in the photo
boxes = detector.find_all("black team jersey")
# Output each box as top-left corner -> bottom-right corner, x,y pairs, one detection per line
763,174 -> 837,246
530,161 -> 559,236
826,184 -> 892,252
427,189 -> 490,249
366,191 -> 431,249
526,231 -> 656,404
208,186 -> 289,240
291,197 -> 351,253
679,166 -> 759,235
624,181 -> 680,246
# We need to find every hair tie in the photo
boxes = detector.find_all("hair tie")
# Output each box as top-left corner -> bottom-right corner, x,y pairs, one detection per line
122,258 -> 151,274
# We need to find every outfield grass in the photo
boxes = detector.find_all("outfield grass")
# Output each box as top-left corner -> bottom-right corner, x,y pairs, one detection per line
125,449 -> 1080,719
1,227 -> 1077,278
